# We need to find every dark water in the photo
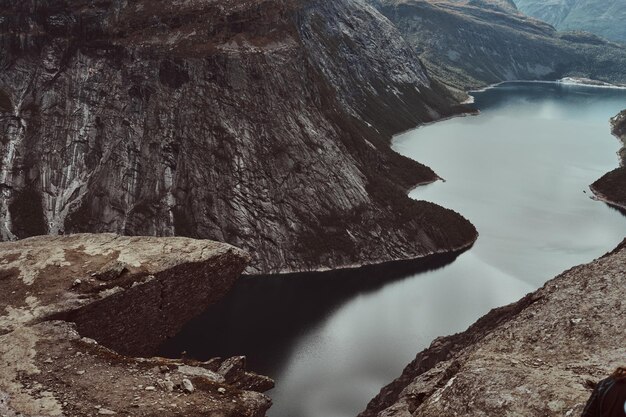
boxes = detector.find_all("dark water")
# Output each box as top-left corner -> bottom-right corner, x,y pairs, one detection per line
160,82 -> 626,417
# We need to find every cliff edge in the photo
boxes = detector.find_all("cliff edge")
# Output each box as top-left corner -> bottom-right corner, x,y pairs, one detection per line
359,240 -> 626,417
0,234 -> 273,417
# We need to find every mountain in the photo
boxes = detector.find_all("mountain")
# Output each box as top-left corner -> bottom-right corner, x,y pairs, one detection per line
514,0 -> 626,44
0,0 -> 477,274
371,0 -> 626,91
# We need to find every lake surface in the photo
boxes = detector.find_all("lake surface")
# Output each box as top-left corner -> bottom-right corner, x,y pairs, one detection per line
160,82 -> 626,417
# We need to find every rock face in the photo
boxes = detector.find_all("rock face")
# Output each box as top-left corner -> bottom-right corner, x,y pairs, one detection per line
0,0 -> 477,275
359,239 -> 626,417
514,0 -> 626,44
371,0 -> 626,91
0,234 -> 273,417
591,110 -> 626,211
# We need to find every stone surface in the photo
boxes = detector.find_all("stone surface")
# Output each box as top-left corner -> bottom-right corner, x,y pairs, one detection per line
0,234 -> 272,417
371,0 -> 626,91
0,233 -> 250,355
359,240 -> 626,417
0,321 -> 272,417
0,0 -> 477,274
591,110 -> 626,211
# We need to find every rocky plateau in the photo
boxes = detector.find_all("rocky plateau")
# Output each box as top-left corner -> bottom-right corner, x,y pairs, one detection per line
0,234 -> 273,417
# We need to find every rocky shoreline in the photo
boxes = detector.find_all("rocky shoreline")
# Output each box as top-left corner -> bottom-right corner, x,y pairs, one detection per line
357,102 -> 626,417
591,110 -> 626,211
0,234 -> 273,417
359,238 -> 626,417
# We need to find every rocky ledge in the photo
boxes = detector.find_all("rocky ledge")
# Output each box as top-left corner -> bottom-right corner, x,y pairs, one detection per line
591,110 -> 626,211
360,239 -> 626,417
0,234 -> 273,417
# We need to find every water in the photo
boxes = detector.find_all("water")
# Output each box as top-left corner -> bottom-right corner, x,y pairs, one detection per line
160,82 -> 626,417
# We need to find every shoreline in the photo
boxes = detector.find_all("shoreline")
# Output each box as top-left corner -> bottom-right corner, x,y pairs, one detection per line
468,77 -> 626,94
589,109 -> 626,210
244,237 -> 476,279
247,103 -> 481,278
589,186 -> 626,212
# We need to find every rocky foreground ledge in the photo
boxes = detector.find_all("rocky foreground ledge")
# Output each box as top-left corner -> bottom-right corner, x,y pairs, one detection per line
591,110 -> 626,210
360,240 -> 626,417
0,234 -> 272,417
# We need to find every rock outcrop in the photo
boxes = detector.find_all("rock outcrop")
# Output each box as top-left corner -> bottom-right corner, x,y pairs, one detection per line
514,0 -> 626,44
0,0 -> 477,274
591,110 -> 626,211
0,234 -> 273,417
359,239 -> 626,417
370,0 -> 626,91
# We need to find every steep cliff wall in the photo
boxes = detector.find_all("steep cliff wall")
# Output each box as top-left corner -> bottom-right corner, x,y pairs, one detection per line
591,110 -> 626,211
359,239 -> 626,417
0,0 -> 477,274
372,0 -> 626,91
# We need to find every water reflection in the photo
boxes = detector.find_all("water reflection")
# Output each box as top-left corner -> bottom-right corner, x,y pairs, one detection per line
159,250 -> 464,377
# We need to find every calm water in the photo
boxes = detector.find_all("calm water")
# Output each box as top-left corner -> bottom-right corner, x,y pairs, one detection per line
161,82 -> 626,417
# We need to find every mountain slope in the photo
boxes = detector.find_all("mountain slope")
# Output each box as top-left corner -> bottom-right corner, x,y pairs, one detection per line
371,0 -> 626,91
0,0 -> 477,274
514,0 -> 626,43
360,239 -> 626,417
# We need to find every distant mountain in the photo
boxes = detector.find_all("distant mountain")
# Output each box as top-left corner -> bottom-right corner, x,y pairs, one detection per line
514,0 -> 626,43
370,0 -> 626,91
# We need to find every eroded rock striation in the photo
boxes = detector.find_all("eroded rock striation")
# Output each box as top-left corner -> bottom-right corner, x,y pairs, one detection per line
591,110 -> 626,211
370,0 -> 626,91
0,234 -> 273,417
0,0 -> 477,274
359,240 -> 626,417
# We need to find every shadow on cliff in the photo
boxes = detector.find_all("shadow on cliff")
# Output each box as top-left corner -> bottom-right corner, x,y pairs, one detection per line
158,249 -> 466,379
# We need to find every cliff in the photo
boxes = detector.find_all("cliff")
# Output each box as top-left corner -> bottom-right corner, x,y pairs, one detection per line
514,0 -> 626,44
591,110 -> 626,211
0,234 -> 273,417
0,0 -> 477,275
359,239 -> 626,417
371,0 -> 626,91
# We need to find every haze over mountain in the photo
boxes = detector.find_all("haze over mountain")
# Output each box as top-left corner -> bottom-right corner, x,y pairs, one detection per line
514,0 -> 626,43
370,0 -> 626,91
